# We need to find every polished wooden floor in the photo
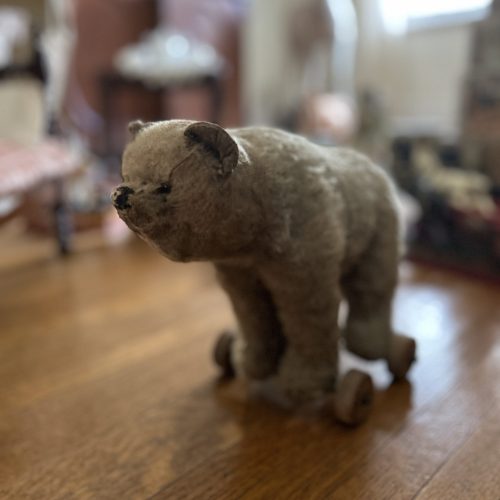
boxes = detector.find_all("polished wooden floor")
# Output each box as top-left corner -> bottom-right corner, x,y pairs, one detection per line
1,225 -> 499,499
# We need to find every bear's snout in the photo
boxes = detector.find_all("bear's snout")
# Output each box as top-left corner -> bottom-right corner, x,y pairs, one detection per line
113,186 -> 134,211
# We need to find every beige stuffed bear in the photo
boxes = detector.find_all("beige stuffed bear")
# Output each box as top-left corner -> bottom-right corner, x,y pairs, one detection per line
112,120 -> 416,425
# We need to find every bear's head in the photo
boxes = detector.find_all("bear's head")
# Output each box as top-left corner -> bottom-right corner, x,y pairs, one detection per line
112,120 -> 261,262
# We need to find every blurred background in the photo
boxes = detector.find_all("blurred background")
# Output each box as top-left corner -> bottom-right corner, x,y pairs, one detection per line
1,0 -> 500,279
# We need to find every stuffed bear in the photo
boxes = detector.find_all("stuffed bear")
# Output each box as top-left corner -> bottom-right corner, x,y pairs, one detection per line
112,120 -> 416,425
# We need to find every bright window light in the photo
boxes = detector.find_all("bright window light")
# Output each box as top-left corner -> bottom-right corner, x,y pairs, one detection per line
381,0 -> 492,34
408,0 -> 492,18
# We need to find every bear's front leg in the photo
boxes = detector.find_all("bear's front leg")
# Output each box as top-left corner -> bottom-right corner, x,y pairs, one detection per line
216,264 -> 285,380
260,261 -> 341,403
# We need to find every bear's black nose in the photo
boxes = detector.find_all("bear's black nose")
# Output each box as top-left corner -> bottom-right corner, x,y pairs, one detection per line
113,186 -> 134,210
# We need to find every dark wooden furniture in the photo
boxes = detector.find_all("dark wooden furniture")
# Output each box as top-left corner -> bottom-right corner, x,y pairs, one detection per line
99,70 -> 223,162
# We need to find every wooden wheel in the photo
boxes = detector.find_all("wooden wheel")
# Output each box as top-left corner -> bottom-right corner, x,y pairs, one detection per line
213,331 -> 235,378
387,334 -> 416,380
328,369 -> 374,426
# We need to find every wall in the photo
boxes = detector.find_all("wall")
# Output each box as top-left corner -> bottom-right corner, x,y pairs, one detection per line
354,0 -> 475,139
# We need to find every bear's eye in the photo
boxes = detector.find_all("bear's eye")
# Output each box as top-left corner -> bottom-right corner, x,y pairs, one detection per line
155,183 -> 172,194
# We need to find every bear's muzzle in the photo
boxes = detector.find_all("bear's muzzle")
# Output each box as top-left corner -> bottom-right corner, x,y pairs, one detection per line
112,186 -> 134,210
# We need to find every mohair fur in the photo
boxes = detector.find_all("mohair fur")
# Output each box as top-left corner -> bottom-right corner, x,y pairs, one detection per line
113,120 -> 404,402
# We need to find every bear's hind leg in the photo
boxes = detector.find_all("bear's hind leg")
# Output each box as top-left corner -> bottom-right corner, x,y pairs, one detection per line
343,281 -> 395,361
342,234 -> 416,379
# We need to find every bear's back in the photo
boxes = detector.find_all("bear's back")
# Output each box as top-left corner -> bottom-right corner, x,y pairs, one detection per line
232,126 -> 398,266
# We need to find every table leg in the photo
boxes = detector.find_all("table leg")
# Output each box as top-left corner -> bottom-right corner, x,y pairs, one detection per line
53,178 -> 72,255
208,76 -> 223,124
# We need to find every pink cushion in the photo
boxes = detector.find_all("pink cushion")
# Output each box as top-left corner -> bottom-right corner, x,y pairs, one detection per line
0,140 -> 79,196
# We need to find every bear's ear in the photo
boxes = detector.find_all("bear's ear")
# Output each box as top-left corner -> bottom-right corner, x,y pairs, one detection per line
184,121 -> 239,177
128,120 -> 151,139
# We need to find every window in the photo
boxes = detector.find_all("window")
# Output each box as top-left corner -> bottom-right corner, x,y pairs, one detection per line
381,0 -> 493,34
408,0 -> 491,18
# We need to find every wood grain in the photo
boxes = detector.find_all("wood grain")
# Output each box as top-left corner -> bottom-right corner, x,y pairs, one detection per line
416,406 -> 500,500
1,229 -> 499,499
